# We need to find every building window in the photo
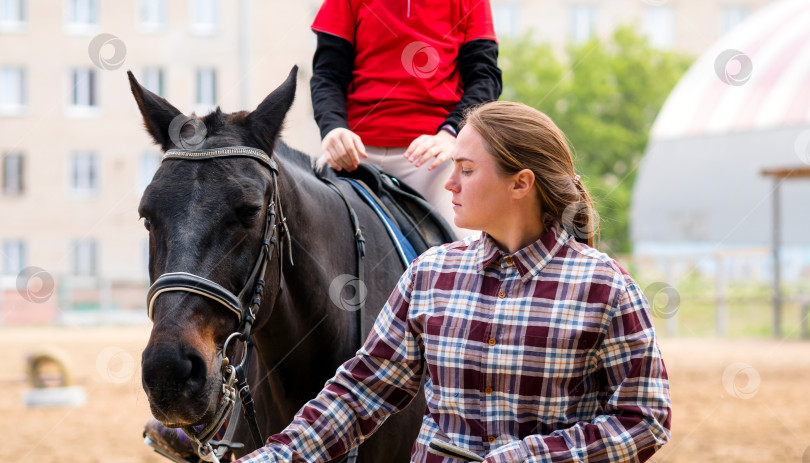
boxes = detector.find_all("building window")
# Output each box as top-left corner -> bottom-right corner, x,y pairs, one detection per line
142,67 -> 164,96
190,0 -> 217,35
570,5 -> 596,44
0,0 -> 27,31
722,6 -> 749,35
138,151 -> 161,193
0,66 -> 26,115
2,152 -> 23,195
69,151 -> 99,195
2,240 -> 25,275
644,5 -> 675,49
139,0 -> 166,30
196,68 -> 216,112
71,239 -> 97,276
68,68 -> 98,116
492,3 -> 519,39
65,0 -> 99,33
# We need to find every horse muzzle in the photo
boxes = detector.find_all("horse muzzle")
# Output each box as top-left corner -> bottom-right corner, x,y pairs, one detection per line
141,341 -> 220,427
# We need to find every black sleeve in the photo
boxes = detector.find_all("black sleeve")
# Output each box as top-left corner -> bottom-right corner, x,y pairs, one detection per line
440,39 -> 502,134
310,32 -> 355,140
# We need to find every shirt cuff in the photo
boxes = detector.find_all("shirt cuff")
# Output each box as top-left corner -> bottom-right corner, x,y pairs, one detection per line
235,442 -> 294,463
482,440 -> 531,463
438,124 -> 458,137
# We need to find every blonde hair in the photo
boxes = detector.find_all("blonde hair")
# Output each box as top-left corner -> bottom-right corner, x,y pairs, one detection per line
461,101 -> 599,247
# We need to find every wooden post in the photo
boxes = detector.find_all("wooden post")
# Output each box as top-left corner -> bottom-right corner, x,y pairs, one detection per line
665,258 -> 678,336
715,251 -> 728,337
772,179 -> 782,338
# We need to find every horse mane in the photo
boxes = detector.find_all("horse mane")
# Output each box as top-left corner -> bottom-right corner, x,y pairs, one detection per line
274,140 -> 319,174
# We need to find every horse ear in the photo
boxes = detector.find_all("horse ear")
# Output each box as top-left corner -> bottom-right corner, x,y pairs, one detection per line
128,70 -> 183,151
247,66 -> 298,152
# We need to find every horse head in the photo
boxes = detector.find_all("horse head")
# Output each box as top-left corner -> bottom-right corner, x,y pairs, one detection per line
130,67 -> 297,428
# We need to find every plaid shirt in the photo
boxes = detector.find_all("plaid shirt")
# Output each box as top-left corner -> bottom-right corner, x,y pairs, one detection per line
237,221 -> 671,463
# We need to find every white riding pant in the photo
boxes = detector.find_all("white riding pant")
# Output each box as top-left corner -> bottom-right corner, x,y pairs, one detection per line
363,146 -> 476,240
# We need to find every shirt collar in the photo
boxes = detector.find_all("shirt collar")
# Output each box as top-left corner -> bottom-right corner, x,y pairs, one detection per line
475,220 -> 572,280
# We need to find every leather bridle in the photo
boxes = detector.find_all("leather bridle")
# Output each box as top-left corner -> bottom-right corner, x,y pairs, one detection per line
144,146 -> 291,462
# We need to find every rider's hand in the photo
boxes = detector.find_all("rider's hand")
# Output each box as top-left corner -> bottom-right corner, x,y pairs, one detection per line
404,130 -> 456,171
321,127 -> 367,172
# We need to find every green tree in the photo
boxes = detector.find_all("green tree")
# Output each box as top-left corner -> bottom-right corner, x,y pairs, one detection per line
500,26 -> 693,254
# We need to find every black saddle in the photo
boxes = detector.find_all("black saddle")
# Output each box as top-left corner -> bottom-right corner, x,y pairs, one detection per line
331,163 -> 457,254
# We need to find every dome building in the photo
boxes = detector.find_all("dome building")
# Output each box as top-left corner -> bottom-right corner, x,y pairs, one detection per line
632,0 -> 810,284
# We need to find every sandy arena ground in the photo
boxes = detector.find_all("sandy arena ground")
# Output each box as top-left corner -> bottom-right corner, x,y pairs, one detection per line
1,326 -> 809,462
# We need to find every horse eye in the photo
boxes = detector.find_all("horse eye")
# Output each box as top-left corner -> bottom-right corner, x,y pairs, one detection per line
238,206 -> 262,221
142,217 -> 152,231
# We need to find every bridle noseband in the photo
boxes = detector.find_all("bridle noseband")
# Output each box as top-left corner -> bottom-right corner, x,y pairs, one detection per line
144,146 -> 291,462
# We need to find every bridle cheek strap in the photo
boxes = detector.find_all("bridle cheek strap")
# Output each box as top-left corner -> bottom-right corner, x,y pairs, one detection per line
147,272 -> 243,322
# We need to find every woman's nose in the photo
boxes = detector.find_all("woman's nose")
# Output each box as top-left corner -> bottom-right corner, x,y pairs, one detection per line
444,171 -> 459,192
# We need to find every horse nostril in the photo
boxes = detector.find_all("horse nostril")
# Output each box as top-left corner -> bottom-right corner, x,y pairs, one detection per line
142,344 -> 209,400
183,350 -> 207,396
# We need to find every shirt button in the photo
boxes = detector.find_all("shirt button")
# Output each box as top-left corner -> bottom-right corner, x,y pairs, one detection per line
485,387 -> 493,394
498,291 -> 505,298
488,338 -> 496,346
505,256 -> 514,266
488,435 -> 496,444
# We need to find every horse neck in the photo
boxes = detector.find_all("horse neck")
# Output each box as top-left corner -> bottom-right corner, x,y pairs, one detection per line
250,150 -> 360,406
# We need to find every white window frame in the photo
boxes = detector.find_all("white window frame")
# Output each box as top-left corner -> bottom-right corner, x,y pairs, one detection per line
492,3 -> 520,39
142,67 -> 164,97
570,4 -> 596,44
643,5 -> 675,50
138,150 -> 161,194
2,151 -> 23,195
69,151 -> 99,197
70,239 -> 98,277
64,0 -> 99,35
195,68 -> 216,114
722,6 -> 749,35
0,0 -> 27,33
190,0 -> 218,36
2,240 -> 25,276
0,66 -> 26,116
138,0 -> 166,33
66,68 -> 100,118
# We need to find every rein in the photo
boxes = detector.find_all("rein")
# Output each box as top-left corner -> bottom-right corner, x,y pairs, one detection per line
145,146 -> 292,462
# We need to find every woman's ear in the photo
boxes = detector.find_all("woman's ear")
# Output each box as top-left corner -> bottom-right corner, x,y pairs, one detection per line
511,168 -> 536,199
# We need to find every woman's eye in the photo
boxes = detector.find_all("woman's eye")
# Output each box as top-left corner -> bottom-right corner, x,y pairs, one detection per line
460,169 -> 472,176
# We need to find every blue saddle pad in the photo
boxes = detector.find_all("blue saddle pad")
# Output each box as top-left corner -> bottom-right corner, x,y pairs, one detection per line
343,178 -> 418,267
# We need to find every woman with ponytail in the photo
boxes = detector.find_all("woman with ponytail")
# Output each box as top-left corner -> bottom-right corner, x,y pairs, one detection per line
237,102 -> 671,463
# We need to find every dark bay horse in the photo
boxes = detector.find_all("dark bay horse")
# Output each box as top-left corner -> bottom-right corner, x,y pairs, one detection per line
131,66 -> 424,461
